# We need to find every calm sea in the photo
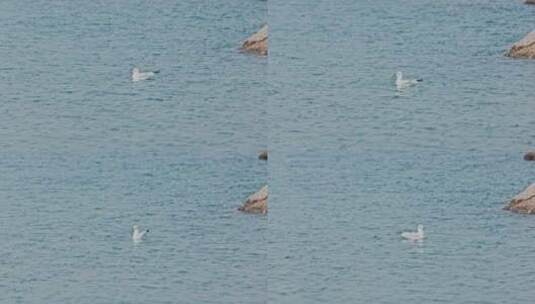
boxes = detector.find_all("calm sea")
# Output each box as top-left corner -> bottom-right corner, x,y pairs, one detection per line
0,1 -> 267,303
268,0 -> 535,303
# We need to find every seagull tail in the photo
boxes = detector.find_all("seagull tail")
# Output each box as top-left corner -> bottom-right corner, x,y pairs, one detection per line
153,70 -> 160,74
416,78 -> 423,82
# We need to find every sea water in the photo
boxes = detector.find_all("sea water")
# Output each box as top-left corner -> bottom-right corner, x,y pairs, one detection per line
268,0 -> 535,303
0,1 -> 267,303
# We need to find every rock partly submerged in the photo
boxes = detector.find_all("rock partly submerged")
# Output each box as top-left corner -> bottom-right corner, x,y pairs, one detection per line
241,25 -> 268,56
507,30 -> 535,59
238,185 -> 268,214
525,0 -> 535,4
258,150 -> 268,160
524,151 -> 535,161
504,183 -> 535,214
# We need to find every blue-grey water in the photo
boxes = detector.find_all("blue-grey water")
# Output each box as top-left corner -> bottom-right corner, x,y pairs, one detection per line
269,0 -> 534,303
3,0 -> 535,303
0,1 -> 266,303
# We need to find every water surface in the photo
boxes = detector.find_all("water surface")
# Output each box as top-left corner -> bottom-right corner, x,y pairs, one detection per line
0,1 -> 267,303
268,1 -> 535,303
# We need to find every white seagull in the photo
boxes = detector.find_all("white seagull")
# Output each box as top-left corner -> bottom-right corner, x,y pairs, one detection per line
401,224 -> 424,241
132,67 -> 159,82
132,224 -> 149,242
395,71 -> 422,90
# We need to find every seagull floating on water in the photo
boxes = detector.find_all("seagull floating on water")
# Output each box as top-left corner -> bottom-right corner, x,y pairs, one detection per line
132,224 -> 149,242
132,67 -> 159,82
401,224 -> 424,241
395,71 -> 422,90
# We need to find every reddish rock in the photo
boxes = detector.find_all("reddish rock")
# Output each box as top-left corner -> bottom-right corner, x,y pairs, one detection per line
507,30 -> 535,59
241,25 -> 268,56
504,183 -> 535,214
238,185 -> 268,214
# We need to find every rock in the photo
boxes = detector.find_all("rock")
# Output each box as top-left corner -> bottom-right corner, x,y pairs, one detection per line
525,0 -> 535,4
241,25 -> 268,56
507,30 -> 535,59
504,183 -> 535,214
524,151 -> 535,161
238,185 -> 268,214
258,150 -> 268,160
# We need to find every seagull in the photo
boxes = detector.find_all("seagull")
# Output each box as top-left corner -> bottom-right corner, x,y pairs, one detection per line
395,71 -> 422,90
132,225 -> 149,242
132,67 -> 159,82
401,224 -> 424,241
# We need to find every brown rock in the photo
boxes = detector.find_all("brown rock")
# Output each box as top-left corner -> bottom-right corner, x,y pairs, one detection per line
258,150 -> 268,160
238,185 -> 268,214
525,0 -> 535,4
524,151 -> 535,161
241,25 -> 268,56
507,30 -> 535,59
504,183 -> 535,214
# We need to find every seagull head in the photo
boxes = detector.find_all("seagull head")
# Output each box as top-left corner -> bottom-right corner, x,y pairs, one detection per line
417,224 -> 424,232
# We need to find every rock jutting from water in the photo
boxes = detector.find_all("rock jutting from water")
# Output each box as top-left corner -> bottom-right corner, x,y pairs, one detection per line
524,151 -> 535,161
258,150 -> 268,160
238,185 -> 268,214
504,183 -> 535,214
241,24 -> 268,56
507,30 -> 535,59
525,0 -> 535,4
